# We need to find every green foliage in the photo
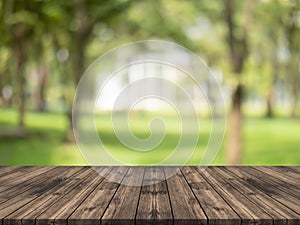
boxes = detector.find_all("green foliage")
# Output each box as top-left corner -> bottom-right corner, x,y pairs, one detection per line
0,1 -> 300,164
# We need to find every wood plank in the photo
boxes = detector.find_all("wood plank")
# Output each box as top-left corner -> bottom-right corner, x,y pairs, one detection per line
0,167 -> 83,221
0,167 -> 21,178
3,167 -> 93,225
0,166 -> 53,185
164,167 -> 207,225
0,167 -> 57,202
226,167 -> 300,215
136,167 -> 172,225
198,167 -> 273,225
68,167 -> 130,225
254,167 -> 300,186
231,166 -> 300,198
101,167 -> 144,225
0,166 -> 299,225
35,167 -> 111,225
0,167 -> 54,194
266,166 -> 300,181
237,167 -> 300,200
181,167 -> 240,225
213,167 -> 300,225
0,166 -> 49,184
287,166 -> 300,173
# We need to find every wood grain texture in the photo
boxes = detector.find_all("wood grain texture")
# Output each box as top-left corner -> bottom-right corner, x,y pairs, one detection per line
0,167 -> 53,194
136,167 -> 172,225
101,167 -> 144,225
181,167 -> 240,225
198,167 -> 273,225
69,167 -> 129,225
5,167 -> 92,225
0,167 -> 79,220
0,167 -> 20,175
226,167 -> 300,216
36,167 -> 111,225
254,166 -> 300,187
213,167 -> 300,225
240,167 -> 300,199
262,167 -> 300,182
0,166 -> 299,225
164,167 -> 207,225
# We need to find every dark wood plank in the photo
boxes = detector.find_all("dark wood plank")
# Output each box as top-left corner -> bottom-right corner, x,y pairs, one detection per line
288,166 -> 300,173
198,167 -> 273,225
0,166 -> 299,225
0,166 -> 56,204
0,167 -> 54,194
181,167 -> 240,225
266,166 -> 300,181
0,167 -> 47,184
213,167 -> 300,225
226,167 -> 300,215
237,167 -> 300,200
164,167 -> 207,225
0,167 -> 21,178
101,167 -> 144,225
136,167 -> 172,225
254,167 -> 300,187
240,167 -> 300,199
0,167 -> 83,221
35,167 -> 112,225
3,167 -> 93,225
68,167 -> 130,225
0,167 -> 57,201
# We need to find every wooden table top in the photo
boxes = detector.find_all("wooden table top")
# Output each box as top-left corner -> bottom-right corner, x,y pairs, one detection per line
0,166 -> 299,225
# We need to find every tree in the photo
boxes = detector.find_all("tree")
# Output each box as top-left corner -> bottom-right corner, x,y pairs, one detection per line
224,0 -> 254,164
2,0 -> 55,126
66,0 -> 137,139
284,0 -> 300,118
4,0 -> 38,128
255,0 -> 288,118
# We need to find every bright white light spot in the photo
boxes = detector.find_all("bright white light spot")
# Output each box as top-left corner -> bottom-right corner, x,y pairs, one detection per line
56,48 -> 69,63
2,85 -> 13,100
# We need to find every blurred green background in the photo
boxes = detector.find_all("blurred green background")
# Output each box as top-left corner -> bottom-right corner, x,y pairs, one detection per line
0,0 -> 300,165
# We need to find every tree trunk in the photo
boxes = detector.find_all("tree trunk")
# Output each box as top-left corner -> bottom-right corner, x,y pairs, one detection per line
291,78 -> 299,118
227,84 -> 242,164
13,25 -> 26,128
265,33 -> 279,118
66,0 -> 90,141
224,0 -> 253,165
0,68 -> 6,107
36,65 -> 48,112
33,42 -> 48,112
285,3 -> 300,118
290,57 -> 299,118
266,90 -> 273,118
73,0 -> 89,85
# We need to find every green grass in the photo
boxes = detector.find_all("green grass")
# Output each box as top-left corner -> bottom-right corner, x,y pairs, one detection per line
0,108 -> 300,165
242,118 -> 300,165
0,109 -> 85,165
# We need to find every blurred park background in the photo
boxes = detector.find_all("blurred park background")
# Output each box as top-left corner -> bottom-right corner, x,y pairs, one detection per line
0,0 -> 300,166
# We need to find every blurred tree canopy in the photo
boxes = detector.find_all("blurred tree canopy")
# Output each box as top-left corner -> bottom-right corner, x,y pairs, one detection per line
0,0 -> 300,164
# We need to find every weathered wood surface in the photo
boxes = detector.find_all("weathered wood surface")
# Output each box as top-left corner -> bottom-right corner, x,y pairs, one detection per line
0,166 -> 299,225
